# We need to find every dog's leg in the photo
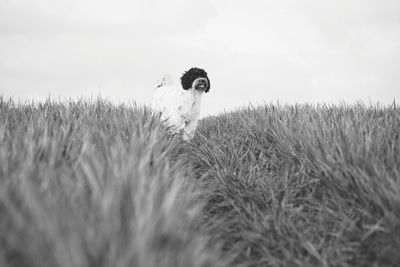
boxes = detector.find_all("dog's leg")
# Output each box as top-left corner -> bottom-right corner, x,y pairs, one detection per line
183,119 -> 198,140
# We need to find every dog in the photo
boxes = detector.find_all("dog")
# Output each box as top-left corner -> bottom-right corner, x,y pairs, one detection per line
151,67 -> 210,140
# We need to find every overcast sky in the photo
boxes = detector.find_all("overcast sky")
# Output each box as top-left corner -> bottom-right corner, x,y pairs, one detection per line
1,0 -> 399,116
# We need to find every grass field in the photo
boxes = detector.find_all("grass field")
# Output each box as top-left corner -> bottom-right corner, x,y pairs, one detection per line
0,97 -> 399,267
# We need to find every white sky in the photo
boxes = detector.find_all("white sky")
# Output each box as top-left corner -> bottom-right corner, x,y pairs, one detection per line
1,0 -> 399,117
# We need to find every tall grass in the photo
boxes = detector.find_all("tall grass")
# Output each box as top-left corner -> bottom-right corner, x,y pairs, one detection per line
0,97 -> 399,266
0,97 -> 222,267
187,103 -> 400,267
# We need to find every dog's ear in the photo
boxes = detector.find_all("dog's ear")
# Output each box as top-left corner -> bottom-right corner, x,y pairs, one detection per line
181,69 -> 193,90
205,76 -> 211,93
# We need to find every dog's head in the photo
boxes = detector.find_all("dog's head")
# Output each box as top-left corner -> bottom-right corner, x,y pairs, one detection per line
181,67 -> 210,93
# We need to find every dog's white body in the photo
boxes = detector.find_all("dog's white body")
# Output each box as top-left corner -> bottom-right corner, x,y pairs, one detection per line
151,75 -> 204,139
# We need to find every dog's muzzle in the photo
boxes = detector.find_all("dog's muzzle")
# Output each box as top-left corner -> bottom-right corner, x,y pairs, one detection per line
193,78 -> 209,91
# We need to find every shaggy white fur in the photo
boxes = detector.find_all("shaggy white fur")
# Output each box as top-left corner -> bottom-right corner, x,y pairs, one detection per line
151,68 -> 210,140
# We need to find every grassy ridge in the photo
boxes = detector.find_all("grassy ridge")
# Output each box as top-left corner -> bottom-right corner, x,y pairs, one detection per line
0,98 -> 399,266
189,103 -> 400,266
0,98 -> 221,267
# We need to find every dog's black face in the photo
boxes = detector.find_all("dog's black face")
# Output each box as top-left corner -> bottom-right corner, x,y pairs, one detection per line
180,67 -> 210,93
